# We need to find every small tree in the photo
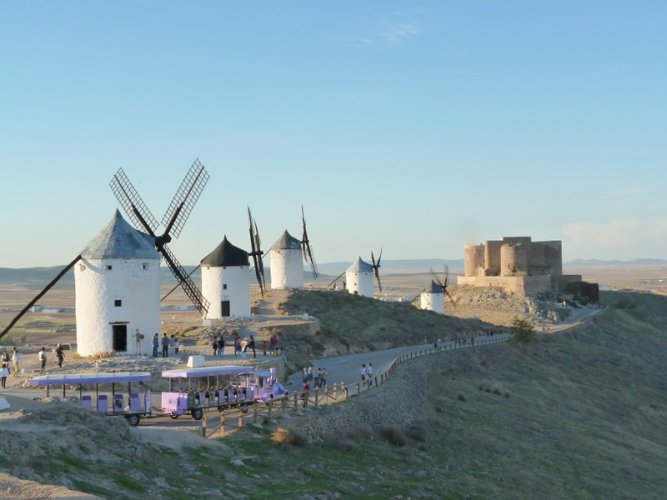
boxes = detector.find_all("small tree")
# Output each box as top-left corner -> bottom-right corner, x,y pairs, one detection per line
510,317 -> 536,343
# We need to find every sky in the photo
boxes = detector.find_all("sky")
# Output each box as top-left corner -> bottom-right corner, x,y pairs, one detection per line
1,1 -> 666,268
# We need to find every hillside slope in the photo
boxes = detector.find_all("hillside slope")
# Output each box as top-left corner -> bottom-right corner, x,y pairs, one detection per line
1,290 -> 666,498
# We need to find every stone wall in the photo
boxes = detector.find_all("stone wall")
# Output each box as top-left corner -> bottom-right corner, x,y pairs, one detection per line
457,275 -> 552,296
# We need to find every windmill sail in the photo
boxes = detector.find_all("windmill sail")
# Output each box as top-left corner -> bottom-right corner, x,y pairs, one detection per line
0,255 -> 82,340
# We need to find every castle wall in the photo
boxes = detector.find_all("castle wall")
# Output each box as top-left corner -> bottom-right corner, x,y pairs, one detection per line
500,243 -> 529,276
552,274 -> 582,292
484,240 -> 503,276
541,241 -> 563,276
502,236 -> 532,244
464,244 -> 485,277
457,275 -> 552,296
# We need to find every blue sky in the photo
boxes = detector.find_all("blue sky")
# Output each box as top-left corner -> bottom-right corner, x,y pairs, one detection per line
2,1 -> 666,268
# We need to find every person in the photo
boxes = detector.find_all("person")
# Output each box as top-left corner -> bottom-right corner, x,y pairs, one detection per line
38,347 -> 47,374
161,334 -> 169,357
11,348 -> 20,376
320,367 -> 327,387
217,337 -> 225,357
0,362 -> 8,389
262,340 -> 268,356
56,344 -> 65,368
212,337 -> 219,356
152,334 -> 159,358
247,335 -> 256,359
269,334 -> 278,355
365,362 -> 373,386
360,364 -> 367,383
306,366 -> 314,384
301,381 -> 310,407
170,335 -> 176,356
174,338 -> 180,355
302,367 -> 308,383
234,336 -> 242,357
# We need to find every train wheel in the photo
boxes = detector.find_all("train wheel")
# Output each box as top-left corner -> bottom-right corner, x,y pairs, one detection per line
241,404 -> 249,414
170,412 -> 179,419
129,414 -> 140,427
192,408 -> 204,421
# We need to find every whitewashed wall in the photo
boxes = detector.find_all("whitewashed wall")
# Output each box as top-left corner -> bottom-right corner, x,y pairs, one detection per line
202,265 -> 251,318
420,292 -> 445,314
346,270 -> 374,297
270,249 -> 304,289
75,258 -> 160,356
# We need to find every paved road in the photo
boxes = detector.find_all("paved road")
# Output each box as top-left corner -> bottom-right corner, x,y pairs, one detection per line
287,334 -> 512,390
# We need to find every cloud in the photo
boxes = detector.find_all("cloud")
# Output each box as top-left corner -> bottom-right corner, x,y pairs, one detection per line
562,217 -> 667,258
348,13 -> 422,48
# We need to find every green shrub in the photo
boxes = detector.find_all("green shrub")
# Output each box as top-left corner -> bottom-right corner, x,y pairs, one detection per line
510,317 -> 536,343
381,426 -> 407,447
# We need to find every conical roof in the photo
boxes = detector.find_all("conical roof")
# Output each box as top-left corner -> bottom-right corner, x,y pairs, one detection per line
428,280 -> 445,294
271,230 -> 301,251
82,210 -> 159,260
201,236 -> 249,267
347,257 -> 373,273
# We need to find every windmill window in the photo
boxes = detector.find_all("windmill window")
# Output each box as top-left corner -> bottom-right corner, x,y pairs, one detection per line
107,265 -> 113,270
114,299 -> 122,307
79,264 -> 86,271
223,284 -> 228,290
142,263 -> 148,270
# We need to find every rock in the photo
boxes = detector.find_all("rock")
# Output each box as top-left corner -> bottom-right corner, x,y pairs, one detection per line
0,397 -> 10,411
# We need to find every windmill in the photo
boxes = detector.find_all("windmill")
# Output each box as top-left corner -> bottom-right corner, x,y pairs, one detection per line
247,206 -> 266,296
110,159 -> 210,316
419,266 -> 457,314
344,249 -> 382,297
301,205 -> 318,278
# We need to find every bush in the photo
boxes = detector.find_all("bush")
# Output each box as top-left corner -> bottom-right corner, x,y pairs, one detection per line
271,427 -> 310,447
381,426 -> 407,447
510,317 -> 536,343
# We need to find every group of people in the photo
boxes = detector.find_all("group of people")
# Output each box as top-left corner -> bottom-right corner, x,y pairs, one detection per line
0,347 -> 21,389
152,334 -> 180,358
300,365 -> 328,406
360,362 -> 373,386
211,333 -> 279,359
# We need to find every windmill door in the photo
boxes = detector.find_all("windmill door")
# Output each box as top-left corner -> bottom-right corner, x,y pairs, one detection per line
112,325 -> 128,352
221,301 -> 231,317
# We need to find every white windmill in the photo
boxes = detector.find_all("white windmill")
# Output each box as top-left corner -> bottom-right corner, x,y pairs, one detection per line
269,206 -> 318,290
75,210 -> 161,356
343,250 -> 382,297
416,268 -> 456,314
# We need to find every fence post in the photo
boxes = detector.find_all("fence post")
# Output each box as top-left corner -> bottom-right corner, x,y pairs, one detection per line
356,383 -> 361,396
201,416 -> 207,438
268,401 -> 272,419
282,396 -> 287,413
344,386 -> 349,400
220,414 -> 224,437
374,376 -> 378,386
253,405 -> 258,423
238,413 -> 244,428
315,388 -> 319,407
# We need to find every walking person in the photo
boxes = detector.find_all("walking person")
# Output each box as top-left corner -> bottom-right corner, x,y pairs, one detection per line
174,338 -> 180,355
0,362 -> 8,388
11,348 -> 20,377
56,344 -> 65,368
38,347 -> 47,374
360,364 -> 367,384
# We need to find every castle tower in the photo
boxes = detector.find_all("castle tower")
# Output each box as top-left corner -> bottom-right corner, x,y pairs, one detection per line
74,210 -> 160,356
201,236 -> 251,319
269,230 -> 304,289
346,257 -> 374,297
420,280 -> 445,314
464,244 -> 485,277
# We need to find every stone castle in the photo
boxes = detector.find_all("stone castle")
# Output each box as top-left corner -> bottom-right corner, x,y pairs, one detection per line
457,236 -> 582,297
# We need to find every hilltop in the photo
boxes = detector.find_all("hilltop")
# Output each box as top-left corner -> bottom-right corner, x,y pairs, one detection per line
0,289 -> 666,497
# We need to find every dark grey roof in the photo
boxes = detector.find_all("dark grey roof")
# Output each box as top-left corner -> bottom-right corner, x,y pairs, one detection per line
271,230 -> 301,251
347,257 -> 373,273
82,210 -> 159,260
428,280 -> 445,293
201,236 -> 249,267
